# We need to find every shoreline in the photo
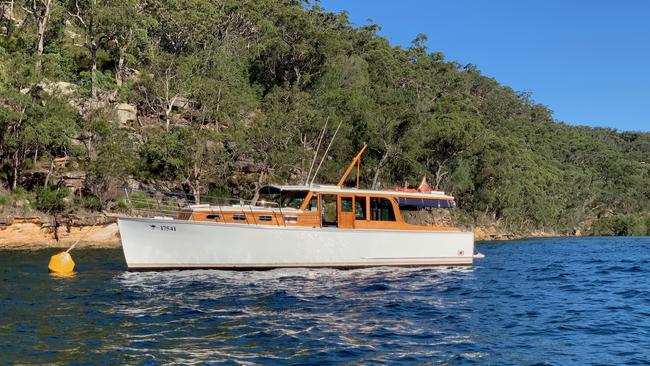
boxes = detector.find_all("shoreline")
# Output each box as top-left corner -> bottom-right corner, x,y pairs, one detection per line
0,217 -> 121,250
0,216 -> 577,250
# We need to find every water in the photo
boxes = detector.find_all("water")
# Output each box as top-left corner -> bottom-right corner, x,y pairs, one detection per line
1,237 -> 649,365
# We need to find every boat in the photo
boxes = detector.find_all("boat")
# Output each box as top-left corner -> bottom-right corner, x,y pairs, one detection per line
117,145 -> 480,270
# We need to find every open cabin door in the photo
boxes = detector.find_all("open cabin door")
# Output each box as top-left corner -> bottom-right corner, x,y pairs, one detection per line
338,195 -> 354,229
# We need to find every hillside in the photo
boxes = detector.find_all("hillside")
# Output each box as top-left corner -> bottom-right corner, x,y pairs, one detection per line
1,0 -> 649,237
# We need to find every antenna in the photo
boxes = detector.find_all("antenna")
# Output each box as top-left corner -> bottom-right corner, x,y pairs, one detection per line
304,116 -> 329,184
310,119 -> 343,186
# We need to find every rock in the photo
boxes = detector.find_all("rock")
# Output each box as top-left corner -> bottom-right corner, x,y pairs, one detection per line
115,103 -> 137,124
53,157 -> 68,167
172,96 -> 190,109
39,81 -> 77,96
126,178 -> 141,190
61,171 -> 86,191
125,68 -> 141,83
0,5 -> 10,21
62,171 -> 86,180
0,219 -> 121,248
13,199 -> 30,209
473,225 -> 500,241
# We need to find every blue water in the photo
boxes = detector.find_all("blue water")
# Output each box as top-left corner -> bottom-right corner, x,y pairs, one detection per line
1,237 -> 650,365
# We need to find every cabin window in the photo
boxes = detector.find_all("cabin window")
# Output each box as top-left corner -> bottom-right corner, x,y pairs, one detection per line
398,199 -> 455,226
206,213 -> 220,220
321,194 -> 338,226
257,189 -> 308,209
232,214 -> 246,221
284,216 -> 298,223
398,205 -> 429,226
340,197 -> 353,212
258,215 -> 273,222
370,197 -> 396,221
355,196 -> 367,220
280,191 -> 309,209
307,196 -> 318,212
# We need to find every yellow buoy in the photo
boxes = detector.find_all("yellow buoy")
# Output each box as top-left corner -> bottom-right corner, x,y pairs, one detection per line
48,251 -> 75,274
47,221 -> 101,275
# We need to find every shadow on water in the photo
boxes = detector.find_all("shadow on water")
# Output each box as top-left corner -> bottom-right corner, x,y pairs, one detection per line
1,237 -> 650,364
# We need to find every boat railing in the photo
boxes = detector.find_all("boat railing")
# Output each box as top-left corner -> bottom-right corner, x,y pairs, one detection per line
122,189 -> 287,226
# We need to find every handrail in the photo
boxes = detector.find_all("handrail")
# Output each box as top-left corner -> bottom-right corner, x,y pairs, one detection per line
246,200 -> 257,225
278,205 -> 287,227
218,203 -> 225,223
120,188 -> 288,222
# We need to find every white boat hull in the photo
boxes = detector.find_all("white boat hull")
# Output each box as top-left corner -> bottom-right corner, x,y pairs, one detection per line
118,218 -> 476,270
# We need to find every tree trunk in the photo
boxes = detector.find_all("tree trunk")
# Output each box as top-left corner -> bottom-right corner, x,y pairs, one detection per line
433,159 -> 448,190
115,53 -> 124,87
215,87 -> 221,129
191,184 -> 200,204
90,45 -> 98,98
34,0 -> 53,72
82,133 -> 94,161
5,0 -> 14,37
251,171 -> 267,203
371,151 -> 389,190
190,162 -> 201,203
44,159 -> 54,187
163,70 -> 175,131
12,150 -> 19,190
114,30 -> 132,87
165,106 -> 171,131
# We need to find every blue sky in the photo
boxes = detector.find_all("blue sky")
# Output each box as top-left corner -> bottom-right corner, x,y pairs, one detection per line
318,0 -> 650,132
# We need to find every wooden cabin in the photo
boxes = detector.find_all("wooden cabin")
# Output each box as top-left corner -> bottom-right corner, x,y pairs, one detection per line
180,144 -> 461,232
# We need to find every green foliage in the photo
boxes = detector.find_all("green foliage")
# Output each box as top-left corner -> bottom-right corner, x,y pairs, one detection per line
34,187 -> 69,213
80,196 -> 102,211
141,128 -> 194,181
0,192 -> 11,206
590,215 -> 650,236
0,0 -> 648,236
83,108 -> 138,207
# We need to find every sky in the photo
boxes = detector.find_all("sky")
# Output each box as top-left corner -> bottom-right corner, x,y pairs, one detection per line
318,0 -> 650,132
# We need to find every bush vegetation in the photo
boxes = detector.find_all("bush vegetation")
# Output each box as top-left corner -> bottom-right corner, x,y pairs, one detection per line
0,0 -> 648,235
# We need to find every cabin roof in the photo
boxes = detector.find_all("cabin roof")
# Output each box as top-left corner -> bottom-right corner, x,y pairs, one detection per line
260,184 -> 455,200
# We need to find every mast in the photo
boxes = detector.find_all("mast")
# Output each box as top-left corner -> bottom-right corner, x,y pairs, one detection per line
310,120 -> 343,186
337,144 -> 368,188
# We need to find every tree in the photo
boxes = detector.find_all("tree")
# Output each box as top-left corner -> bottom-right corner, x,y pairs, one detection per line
95,0 -> 151,87
0,0 -> 15,36
83,111 -> 136,208
140,126 -> 227,203
24,0 -> 54,72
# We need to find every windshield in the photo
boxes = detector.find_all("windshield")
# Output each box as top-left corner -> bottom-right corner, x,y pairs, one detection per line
399,205 -> 454,226
280,191 -> 308,209
257,190 -> 308,209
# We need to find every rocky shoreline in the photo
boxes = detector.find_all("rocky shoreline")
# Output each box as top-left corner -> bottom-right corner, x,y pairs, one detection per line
0,216 -> 121,250
0,215 -> 579,250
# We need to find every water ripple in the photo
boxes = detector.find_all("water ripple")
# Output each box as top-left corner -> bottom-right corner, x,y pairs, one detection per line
1,237 -> 650,364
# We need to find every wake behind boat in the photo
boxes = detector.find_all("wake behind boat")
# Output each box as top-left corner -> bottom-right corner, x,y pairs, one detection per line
117,145 -> 480,270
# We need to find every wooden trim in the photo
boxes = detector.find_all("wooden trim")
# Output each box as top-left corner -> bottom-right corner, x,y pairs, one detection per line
336,144 -> 368,187
185,190 -> 462,231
